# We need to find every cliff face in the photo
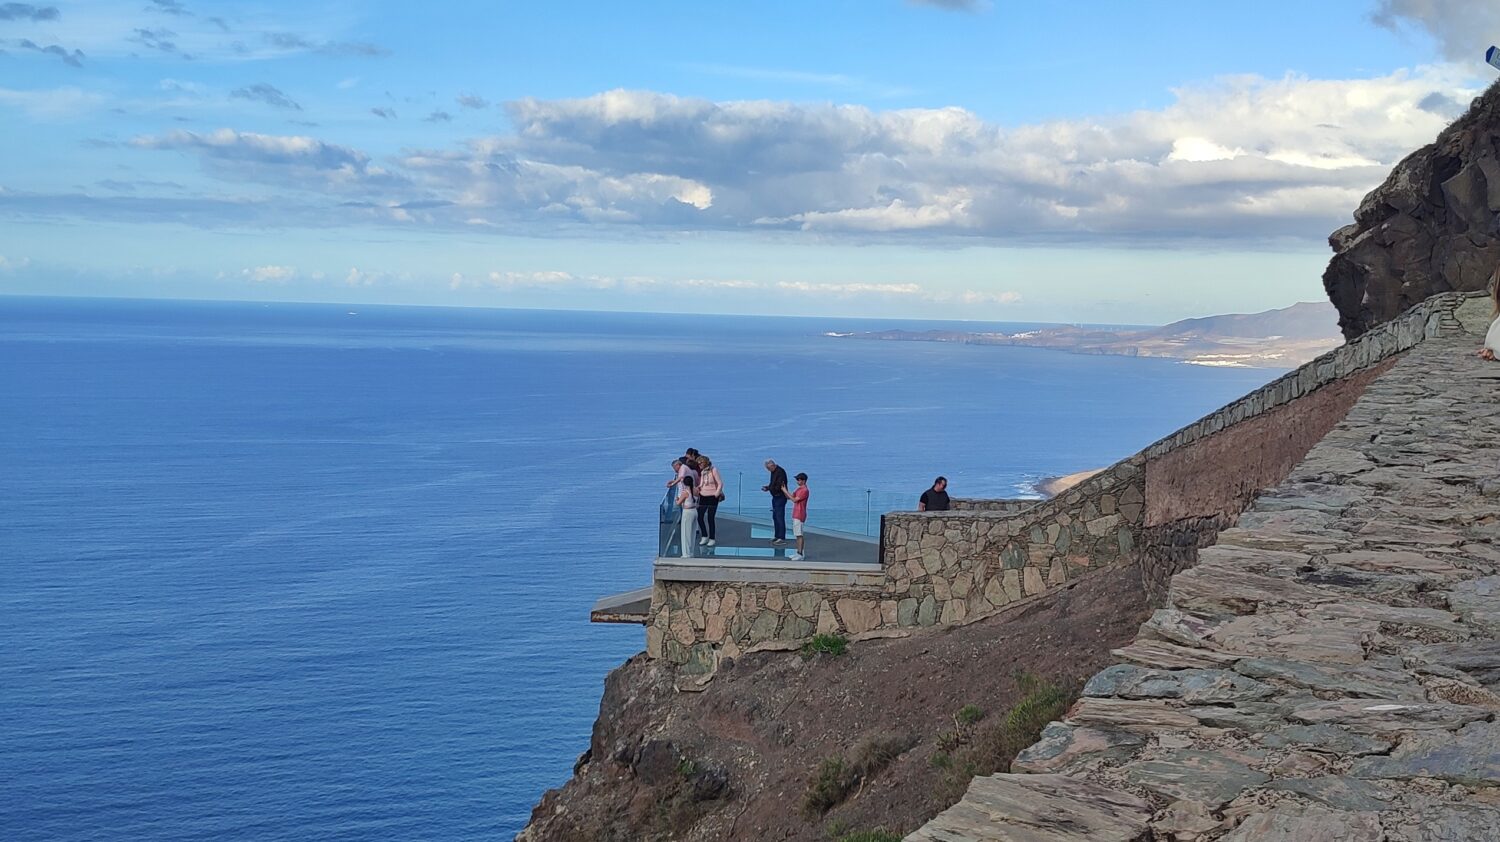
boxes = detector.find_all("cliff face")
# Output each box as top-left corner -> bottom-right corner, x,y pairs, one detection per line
519,564 -> 1150,841
1323,80 -> 1500,338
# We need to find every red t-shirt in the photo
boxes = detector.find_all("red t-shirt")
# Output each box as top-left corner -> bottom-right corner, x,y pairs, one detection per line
791,486 -> 809,521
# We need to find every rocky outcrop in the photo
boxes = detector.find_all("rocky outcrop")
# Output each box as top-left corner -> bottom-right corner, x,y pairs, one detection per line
1322,80 -> 1500,339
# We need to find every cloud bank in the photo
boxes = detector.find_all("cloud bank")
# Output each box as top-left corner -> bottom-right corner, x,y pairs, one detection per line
6,67 -> 1484,245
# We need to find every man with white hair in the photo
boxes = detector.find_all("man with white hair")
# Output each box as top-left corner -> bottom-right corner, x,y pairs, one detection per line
761,458 -> 789,545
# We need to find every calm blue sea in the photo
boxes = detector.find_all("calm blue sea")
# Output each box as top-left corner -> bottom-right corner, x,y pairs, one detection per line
0,296 -> 1275,840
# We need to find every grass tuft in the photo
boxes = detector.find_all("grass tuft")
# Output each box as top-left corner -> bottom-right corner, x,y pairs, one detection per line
933,673 -> 1080,803
802,633 -> 849,657
802,732 -> 917,816
836,831 -> 903,842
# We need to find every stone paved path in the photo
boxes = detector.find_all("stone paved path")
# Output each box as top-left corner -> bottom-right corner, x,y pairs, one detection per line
909,337 -> 1500,841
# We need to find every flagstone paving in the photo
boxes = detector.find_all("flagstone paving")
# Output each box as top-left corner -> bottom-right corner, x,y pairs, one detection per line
909,337 -> 1500,841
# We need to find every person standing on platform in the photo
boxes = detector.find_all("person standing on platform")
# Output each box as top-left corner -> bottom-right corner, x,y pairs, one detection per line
788,472 -> 810,561
919,476 -> 950,511
762,459 -> 789,545
695,454 -> 723,548
667,452 -> 699,492
676,473 -> 698,557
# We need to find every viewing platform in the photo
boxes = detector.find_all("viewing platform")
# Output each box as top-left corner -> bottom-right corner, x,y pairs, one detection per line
591,486 -> 905,625
592,290 -> 1491,675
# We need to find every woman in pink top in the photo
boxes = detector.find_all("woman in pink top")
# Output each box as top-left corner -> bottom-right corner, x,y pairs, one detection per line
696,455 -> 723,548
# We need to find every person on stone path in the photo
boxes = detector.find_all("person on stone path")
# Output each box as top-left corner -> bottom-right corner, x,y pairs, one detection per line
919,476 -> 951,511
675,472 -> 698,557
761,459 -> 790,545
695,454 -> 723,549
787,472 -> 810,561
1478,270 -> 1500,361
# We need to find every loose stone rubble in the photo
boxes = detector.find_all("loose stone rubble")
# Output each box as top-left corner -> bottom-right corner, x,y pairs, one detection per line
909,337 -> 1500,841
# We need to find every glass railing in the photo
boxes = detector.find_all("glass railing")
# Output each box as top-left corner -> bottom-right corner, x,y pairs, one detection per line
657,476 -> 914,562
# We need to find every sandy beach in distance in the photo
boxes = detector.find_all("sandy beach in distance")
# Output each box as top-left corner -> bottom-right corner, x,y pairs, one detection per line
1037,469 -> 1103,497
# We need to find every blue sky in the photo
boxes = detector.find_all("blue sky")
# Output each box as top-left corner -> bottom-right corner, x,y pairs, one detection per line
1,0 -> 1497,323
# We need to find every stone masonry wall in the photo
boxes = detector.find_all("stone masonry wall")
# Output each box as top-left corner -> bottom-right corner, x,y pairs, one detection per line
646,292 -> 1483,666
881,459 -> 1145,623
647,580 -> 887,674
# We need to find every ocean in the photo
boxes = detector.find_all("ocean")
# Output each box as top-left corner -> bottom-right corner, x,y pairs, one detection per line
0,296 -> 1276,839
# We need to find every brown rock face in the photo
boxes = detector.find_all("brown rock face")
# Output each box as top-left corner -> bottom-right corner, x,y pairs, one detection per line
1323,79 -> 1500,339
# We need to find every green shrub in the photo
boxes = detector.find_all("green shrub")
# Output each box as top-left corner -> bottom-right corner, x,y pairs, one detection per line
802,732 -> 917,815
803,757 -> 850,815
802,633 -> 849,657
981,674 -> 1074,767
933,673 -> 1080,803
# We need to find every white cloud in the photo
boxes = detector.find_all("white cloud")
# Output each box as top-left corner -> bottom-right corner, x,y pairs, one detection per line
241,264 -> 295,282
1168,137 -> 1243,163
132,128 -> 408,195
0,86 -> 106,119
38,65 -> 1492,245
242,264 -> 296,282
958,289 -> 1022,305
775,280 -> 924,296
457,69 -> 1480,240
459,269 -> 1020,307
0,255 -> 32,272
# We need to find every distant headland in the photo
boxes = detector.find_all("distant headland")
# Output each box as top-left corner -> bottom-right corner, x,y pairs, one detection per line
833,301 -> 1343,369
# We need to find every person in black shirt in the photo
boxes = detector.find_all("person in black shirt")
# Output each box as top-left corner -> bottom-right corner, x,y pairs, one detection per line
919,476 -> 950,512
762,459 -> 790,544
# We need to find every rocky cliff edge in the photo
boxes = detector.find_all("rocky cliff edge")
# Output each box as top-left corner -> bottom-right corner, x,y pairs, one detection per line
1324,79 -> 1500,339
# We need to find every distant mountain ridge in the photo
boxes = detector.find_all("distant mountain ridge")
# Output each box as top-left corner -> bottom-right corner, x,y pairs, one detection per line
838,301 -> 1343,368
1137,301 -> 1343,340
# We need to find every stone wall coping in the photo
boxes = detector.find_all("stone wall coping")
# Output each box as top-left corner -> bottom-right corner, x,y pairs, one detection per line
653,558 -> 886,587
885,508 -> 1041,521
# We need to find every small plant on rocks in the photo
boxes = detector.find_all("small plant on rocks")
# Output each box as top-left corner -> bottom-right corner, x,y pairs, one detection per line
956,704 -> 985,725
802,633 -> 849,657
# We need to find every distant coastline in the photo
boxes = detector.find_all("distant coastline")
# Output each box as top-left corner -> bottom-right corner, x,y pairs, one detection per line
830,301 -> 1343,370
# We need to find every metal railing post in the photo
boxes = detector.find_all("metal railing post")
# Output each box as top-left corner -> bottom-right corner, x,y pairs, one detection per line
865,489 -> 872,535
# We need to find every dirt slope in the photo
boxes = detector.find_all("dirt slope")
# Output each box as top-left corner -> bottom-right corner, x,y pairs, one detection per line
519,563 -> 1151,841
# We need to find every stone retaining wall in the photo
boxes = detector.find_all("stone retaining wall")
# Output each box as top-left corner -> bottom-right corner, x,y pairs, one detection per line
647,580 -> 888,673
646,292 -> 1485,666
